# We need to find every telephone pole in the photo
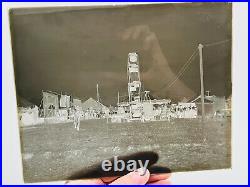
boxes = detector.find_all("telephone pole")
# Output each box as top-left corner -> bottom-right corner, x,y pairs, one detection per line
96,83 -> 100,102
117,91 -> 120,105
198,44 -> 205,122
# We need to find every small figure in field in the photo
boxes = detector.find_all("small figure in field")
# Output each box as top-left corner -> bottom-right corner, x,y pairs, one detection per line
73,108 -> 81,131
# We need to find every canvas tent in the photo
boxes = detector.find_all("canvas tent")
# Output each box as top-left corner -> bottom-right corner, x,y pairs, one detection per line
81,98 -> 109,119
18,106 -> 44,126
82,98 -> 108,112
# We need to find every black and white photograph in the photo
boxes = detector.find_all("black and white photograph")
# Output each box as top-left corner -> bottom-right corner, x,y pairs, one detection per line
9,3 -> 233,183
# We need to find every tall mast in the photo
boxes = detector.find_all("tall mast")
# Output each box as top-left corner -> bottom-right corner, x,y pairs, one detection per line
96,83 -> 100,102
117,91 -> 120,105
198,44 -> 205,122
127,52 -> 141,103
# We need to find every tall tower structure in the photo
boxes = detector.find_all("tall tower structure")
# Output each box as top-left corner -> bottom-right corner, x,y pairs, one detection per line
127,52 -> 143,121
127,52 -> 141,103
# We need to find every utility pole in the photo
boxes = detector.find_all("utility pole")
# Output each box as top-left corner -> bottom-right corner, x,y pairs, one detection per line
198,44 -> 205,122
96,83 -> 100,102
42,90 -> 45,118
117,91 -> 120,105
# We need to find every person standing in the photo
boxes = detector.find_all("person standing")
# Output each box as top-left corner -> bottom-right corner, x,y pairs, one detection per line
73,108 -> 81,131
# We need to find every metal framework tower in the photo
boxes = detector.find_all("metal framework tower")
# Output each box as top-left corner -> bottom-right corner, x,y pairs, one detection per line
127,52 -> 141,103
127,52 -> 143,121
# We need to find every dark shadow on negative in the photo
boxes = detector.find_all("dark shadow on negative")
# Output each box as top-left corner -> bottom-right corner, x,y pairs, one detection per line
67,151 -> 171,180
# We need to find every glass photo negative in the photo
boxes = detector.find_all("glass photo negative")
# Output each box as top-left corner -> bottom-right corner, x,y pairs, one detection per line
9,3 -> 232,183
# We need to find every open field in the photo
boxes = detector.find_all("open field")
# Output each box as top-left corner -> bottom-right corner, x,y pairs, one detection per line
20,118 -> 231,183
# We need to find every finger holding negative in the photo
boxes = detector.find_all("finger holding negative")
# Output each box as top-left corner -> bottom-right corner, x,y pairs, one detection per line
65,178 -> 104,185
110,168 -> 150,185
148,173 -> 171,183
101,176 -> 119,183
147,179 -> 171,185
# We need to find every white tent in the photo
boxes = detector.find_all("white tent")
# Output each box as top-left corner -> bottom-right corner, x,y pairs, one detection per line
82,98 -> 109,119
18,106 -> 44,126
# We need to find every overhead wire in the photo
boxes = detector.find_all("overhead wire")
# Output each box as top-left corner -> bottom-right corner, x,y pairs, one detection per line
161,39 -> 231,90
166,50 -> 198,89
159,47 -> 198,91
118,39 -> 231,100
204,39 -> 231,47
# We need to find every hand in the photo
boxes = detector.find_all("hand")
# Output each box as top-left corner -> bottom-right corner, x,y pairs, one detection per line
66,168 -> 171,185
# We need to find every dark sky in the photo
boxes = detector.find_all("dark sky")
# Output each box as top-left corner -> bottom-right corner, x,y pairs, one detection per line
10,3 -> 232,106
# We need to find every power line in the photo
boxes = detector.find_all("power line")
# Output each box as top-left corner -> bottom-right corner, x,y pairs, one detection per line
159,39 -> 231,90
167,51 -> 198,89
159,47 -> 198,91
204,39 -> 231,47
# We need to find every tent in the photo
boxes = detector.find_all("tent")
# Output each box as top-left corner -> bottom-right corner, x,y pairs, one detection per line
82,97 -> 109,113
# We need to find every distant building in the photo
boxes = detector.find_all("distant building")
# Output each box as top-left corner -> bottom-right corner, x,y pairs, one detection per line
73,98 -> 82,110
191,92 -> 226,117
59,94 -> 71,108
42,91 -> 59,117
18,105 -> 42,126
191,96 -> 214,117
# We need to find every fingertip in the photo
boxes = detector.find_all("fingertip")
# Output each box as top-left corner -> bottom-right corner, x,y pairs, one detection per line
147,179 -> 171,185
131,168 -> 150,184
110,168 -> 150,185
148,173 -> 171,182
